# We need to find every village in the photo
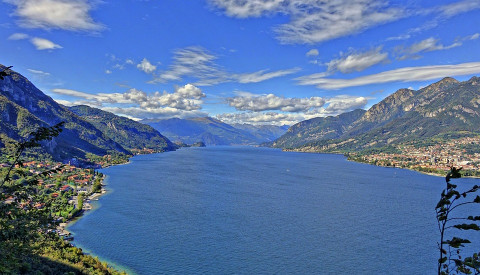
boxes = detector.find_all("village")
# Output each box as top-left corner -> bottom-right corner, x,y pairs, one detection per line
0,160 -> 107,239
350,136 -> 480,176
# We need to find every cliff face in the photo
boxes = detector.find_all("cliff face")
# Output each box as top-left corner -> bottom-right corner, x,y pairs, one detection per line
271,76 -> 480,152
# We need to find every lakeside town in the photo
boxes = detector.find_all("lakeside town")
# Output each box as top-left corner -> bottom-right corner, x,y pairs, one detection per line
0,159 -> 107,240
348,136 -> 480,177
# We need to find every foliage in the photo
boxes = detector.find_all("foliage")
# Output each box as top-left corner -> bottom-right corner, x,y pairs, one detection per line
0,122 -> 123,274
0,66 -> 12,80
436,167 -> 480,274
1,122 -> 65,271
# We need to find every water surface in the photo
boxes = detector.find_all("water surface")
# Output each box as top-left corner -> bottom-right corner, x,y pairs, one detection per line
68,146 -> 480,274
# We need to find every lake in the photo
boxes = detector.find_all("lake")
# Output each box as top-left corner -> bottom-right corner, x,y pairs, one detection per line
68,146 -> 480,274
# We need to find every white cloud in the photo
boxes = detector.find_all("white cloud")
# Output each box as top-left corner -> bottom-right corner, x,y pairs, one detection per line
137,58 -> 157,73
327,47 -> 389,73
217,95 -> 367,125
439,0 -> 480,18
27,68 -> 50,76
306,49 -> 319,57
101,106 -> 208,120
7,32 -> 29,40
393,0 -> 480,39
51,84 -> 207,119
5,0 -> 103,31
152,46 -> 299,85
152,46 -> 225,84
234,68 -> 300,83
30,37 -> 62,50
226,93 -> 325,112
209,0 -> 404,44
324,95 -> 368,114
208,0 -> 284,18
296,61 -> 480,90
468,33 -> 480,40
105,69 -> 112,74
216,112 -> 302,126
396,37 -> 462,60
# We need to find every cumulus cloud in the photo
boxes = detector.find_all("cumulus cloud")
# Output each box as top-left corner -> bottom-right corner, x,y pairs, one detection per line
216,112 -> 303,126
209,0 -> 404,44
226,93 -> 325,112
296,61 -> 480,90
137,58 -> 157,73
51,84 -> 207,119
5,0 -> 103,31
151,46 -> 299,85
30,37 -> 62,50
324,95 -> 368,114
217,94 -> 368,125
327,47 -> 389,73
396,37 -> 461,60
7,32 -> 29,40
306,49 -> 319,57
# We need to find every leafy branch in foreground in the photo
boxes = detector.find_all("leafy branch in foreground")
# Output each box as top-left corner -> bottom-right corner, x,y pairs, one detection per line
436,167 -> 480,274
1,122 -> 64,187
0,65 -> 12,80
0,122 -> 65,272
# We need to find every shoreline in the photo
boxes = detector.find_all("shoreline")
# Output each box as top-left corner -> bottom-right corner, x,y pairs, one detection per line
61,156 -> 140,274
57,174 -> 108,237
282,148 -> 480,179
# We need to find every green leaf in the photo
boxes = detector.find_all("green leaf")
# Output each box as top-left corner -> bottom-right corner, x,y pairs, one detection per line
444,237 -> 471,248
454,224 -> 480,231
467,216 -> 480,221
474,196 -> 480,203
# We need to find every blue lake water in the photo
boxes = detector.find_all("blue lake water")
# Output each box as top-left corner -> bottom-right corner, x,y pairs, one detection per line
68,146 -> 480,274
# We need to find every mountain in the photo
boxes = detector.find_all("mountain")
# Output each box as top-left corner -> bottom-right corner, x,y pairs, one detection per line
142,117 -> 288,145
69,105 -> 177,152
272,76 -> 480,153
0,65 -> 177,164
232,124 -> 289,142
268,109 -> 366,149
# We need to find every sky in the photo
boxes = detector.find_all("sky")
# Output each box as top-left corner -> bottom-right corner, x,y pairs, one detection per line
1,0 -> 480,126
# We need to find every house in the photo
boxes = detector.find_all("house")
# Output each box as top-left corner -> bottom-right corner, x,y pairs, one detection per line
60,185 -> 73,192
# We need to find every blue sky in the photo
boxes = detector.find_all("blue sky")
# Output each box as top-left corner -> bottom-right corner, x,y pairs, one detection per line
1,0 -> 480,125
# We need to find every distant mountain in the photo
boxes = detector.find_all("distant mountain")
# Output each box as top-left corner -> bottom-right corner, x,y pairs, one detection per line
268,109 -> 366,149
232,124 -> 289,142
69,105 -> 177,152
272,76 -> 480,153
142,117 -> 288,145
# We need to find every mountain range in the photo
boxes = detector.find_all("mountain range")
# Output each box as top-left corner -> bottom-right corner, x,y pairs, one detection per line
0,65 -> 288,165
270,76 -> 480,153
142,117 -> 288,146
0,65 -> 175,164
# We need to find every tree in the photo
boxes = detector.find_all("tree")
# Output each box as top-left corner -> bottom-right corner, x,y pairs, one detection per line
436,167 -> 480,274
0,122 -> 64,271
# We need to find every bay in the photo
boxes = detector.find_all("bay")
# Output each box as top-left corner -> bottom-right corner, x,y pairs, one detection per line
68,146 -> 480,274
